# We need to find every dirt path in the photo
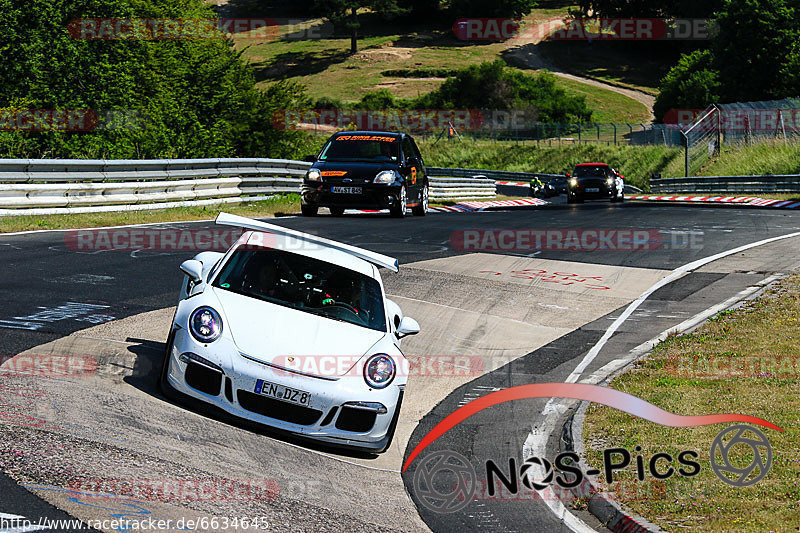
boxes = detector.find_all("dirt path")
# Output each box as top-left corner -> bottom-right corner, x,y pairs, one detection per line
505,17 -> 656,122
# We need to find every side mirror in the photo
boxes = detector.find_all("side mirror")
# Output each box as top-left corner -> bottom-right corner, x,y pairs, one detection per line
396,317 -> 420,338
180,259 -> 204,282
303,155 -> 317,162
565,173 -> 571,178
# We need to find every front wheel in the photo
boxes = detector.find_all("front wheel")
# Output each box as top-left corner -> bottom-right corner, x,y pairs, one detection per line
301,204 -> 318,217
412,184 -> 428,216
390,186 -> 407,218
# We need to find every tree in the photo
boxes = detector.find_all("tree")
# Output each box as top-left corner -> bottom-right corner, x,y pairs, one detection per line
710,0 -> 798,102
0,0 -> 309,158
584,0 -> 723,18
313,0 -> 408,54
448,0 -> 536,18
654,0 -> 799,119
653,50 -> 721,121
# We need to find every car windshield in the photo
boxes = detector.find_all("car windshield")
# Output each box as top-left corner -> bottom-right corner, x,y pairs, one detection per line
574,165 -> 609,177
212,248 -> 386,332
318,134 -> 400,162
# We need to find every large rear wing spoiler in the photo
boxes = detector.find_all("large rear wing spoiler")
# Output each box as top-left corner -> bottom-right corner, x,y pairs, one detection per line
215,212 -> 399,272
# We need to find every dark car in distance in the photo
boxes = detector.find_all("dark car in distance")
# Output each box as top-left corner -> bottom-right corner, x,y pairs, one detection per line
301,131 -> 429,217
566,163 -> 624,204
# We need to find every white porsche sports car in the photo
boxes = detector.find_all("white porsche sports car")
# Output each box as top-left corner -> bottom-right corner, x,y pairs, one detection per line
160,212 -> 420,452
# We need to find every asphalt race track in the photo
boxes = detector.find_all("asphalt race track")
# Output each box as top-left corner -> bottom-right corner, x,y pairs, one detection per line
1,200 -> 800,532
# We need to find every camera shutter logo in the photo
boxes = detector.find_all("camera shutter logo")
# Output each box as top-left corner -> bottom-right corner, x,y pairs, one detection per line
520,457 -> 554,490
412,450 -> 476,513
710,425 -> 772,487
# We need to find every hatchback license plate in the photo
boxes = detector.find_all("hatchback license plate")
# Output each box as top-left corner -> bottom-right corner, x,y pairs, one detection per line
255,379 -> 311,406
332,186 -> 362,194
586,187 -> 600,192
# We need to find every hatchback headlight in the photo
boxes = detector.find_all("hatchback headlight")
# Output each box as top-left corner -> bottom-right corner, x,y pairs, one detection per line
606,177 -> 614,185
189,306 -> 222,343
306,169 -> 321,182
363,354 -> 396,389
569,178 -> 578,187
374,170 -> 395,184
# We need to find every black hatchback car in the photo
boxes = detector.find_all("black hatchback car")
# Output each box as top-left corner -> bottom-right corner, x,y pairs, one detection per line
300,131 -> 429,217
566,163 -> 624,204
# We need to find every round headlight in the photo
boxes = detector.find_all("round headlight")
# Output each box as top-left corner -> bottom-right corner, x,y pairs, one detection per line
189,306 -> 222,343
363,354 -> 396,389
606,177 -> 614,185
569,178 -> 577,187
306,169 -> 322,182
374,170 -> 395,184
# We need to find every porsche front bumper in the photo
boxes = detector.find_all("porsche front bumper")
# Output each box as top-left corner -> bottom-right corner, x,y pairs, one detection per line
164,327 -> 403,451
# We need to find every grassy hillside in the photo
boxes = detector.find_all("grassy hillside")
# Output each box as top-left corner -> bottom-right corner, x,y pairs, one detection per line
230,9 -> 652,124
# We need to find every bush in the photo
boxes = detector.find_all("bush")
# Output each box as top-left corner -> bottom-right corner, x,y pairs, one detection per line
414,61 -> 592,123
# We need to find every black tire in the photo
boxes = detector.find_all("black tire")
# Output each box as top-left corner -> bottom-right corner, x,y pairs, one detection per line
159,328 -> 180,401
329,207 -> 345,216
412,184 -> 428,216
301,204 -> 318,217
390,186 -> 407,218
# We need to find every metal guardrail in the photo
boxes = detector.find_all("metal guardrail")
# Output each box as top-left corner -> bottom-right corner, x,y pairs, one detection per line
0,159 -> 497,215
650,175 -> 800,194
428,166 -> 562,182
429,175 -> 495,199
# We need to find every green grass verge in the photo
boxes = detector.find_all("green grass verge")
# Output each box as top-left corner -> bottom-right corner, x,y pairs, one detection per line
582,273 -> 800,531
419,139 -> 680,189
0,195 -> 300,234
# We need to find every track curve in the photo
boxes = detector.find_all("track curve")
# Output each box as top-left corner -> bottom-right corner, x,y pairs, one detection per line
2,202 -> 800,532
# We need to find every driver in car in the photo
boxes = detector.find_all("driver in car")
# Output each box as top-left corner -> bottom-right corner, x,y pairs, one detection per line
244,257 -> 298,302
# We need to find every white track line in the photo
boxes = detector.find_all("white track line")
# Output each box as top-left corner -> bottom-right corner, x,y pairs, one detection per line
526,231 -> 800,532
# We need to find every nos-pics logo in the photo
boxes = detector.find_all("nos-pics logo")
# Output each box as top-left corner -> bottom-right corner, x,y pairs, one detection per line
412,424 -> 773,513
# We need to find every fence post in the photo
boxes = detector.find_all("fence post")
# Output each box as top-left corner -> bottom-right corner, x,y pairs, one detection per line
578,123 -> 581,144
596,123 -> 600,142
682,130 -> 689,178
613,124 -> 617,145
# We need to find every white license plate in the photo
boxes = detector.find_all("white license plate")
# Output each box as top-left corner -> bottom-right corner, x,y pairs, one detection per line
332,186 -> 362,194
255,379 -> 311,406
586,187 -> 600,192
